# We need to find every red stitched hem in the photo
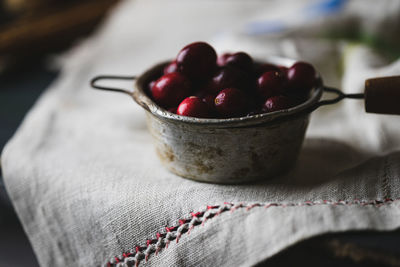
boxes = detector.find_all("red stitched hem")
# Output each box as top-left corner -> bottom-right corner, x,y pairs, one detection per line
106,198 -> 398,267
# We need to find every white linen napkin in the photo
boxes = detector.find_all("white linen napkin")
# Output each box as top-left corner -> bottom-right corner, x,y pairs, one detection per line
2,0 -> 400,266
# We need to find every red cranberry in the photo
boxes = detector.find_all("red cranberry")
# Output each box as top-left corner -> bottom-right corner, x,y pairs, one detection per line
206,66 -> 251,95
151,73 -> 191,108
176,42 -> 217,80
225,52 -> 253,72
287,61 -> 316,90
217,53 -> 231,66
215,88 -> 248,118
254,63 -> 280,76
177,96 -> 210,118
257,71 -> 286,100
262,95 -> 294,113
164,60 -> 179,74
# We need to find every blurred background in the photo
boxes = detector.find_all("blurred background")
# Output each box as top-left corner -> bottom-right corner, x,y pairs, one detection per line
0,0 -> 119,265
0,0 -> 399,266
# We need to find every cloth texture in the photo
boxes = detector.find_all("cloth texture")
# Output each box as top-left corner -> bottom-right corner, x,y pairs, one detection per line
2,0 -> 400,266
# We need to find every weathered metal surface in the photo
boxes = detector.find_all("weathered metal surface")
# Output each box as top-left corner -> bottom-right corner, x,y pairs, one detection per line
146,113 -> 309,183
133,58 -> 323,184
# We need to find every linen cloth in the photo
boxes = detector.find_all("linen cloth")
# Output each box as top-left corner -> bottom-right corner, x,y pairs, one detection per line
2,0 -> 400,266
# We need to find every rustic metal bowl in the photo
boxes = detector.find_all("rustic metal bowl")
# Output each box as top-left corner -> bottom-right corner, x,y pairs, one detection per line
91,57 -> 361,184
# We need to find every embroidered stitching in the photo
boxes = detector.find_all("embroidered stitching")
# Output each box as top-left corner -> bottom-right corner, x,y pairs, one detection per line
106,198 -> 398,267
382,156 -> 391,198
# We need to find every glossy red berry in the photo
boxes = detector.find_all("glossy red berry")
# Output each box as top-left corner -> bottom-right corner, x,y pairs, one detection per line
177,96 -> 210,118
176,42 -> 217,80
225,52 -> 253,72
151,73 -> 191,108
257,71 -> 286,100
262,95 -> 294,113
164,60 -> 179,74
215,88 -> 248,118
287,61 -> 316,90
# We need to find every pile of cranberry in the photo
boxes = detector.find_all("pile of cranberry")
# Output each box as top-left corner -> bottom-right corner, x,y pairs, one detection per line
148,42 -> 317,118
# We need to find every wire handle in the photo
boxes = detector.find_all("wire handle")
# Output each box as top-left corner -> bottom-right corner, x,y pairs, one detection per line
313,87 -> 364,111
90,75 -> 153,112
90,75 -> 136,96
317,76 -> 400,116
